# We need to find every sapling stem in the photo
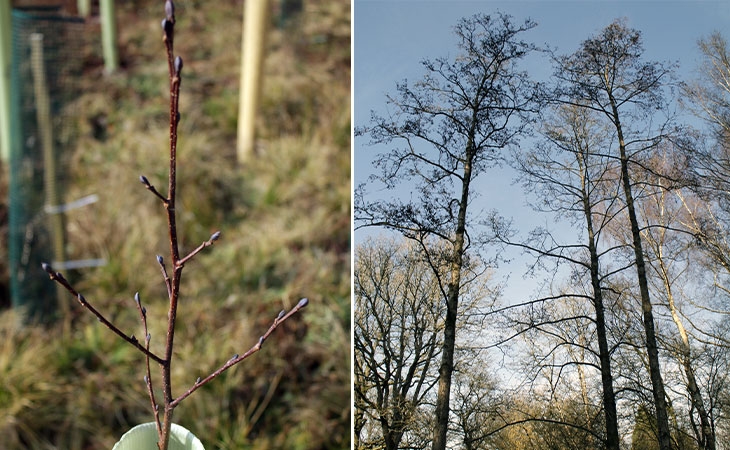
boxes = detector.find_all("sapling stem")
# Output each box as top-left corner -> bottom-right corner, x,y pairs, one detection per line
41,2 -> 308,449
158,4 -> 185,448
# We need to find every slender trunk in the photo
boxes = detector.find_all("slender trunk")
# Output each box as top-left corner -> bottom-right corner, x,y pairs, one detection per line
573,338 -> 598,448
592,289 -> 621,450
431,279 -> 458,450
654,234 -> 715,450
609,96 -> 673,450
579,152 -> 620,449
431,196 -> 467,450
431,118 -> 476,450
671,303 -> 714,450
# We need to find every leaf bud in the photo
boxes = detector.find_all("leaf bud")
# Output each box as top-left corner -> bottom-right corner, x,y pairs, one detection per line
165,0 -> 175,21
174,56 -> 183,75
210,231 -> 221,242
157,255 -> 164,265
161,16 -> 174,38
297,298 -> 309,308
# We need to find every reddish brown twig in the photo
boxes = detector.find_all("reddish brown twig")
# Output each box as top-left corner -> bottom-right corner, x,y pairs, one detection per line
41,263 -> 165,365
170,298 -> 309,408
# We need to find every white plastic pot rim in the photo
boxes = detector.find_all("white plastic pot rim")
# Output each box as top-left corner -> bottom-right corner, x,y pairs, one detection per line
112,422 -> 205,450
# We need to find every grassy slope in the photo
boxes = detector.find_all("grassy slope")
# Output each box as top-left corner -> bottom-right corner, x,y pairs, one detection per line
0,0 -> 350,449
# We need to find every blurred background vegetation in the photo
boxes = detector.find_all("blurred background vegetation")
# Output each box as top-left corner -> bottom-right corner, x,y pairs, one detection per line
0,0 -> 350,448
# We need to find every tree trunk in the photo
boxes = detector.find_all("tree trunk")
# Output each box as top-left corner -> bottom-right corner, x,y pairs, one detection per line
585,205 -> 621,450
431,281 -> 459,450
432,123 -> 476,450
609,95 -> 673,450
672,305 -> 715,450
655,239 -> 715,450
592,288 -> 621,450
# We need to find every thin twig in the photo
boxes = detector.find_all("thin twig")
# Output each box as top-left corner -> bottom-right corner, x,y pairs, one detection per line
140,175 -> 169,203
136,292 -> 162,436
156,255 -> 172,300
177,231 -> 221,268
170,298 -> 309,408
41,263 -> 165,365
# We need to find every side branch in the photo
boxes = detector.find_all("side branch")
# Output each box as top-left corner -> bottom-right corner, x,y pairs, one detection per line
169,298 -> 309,408
474,416 -> 603,442
140,175 -> 169,203
156,255 -> 172,299
135,292 -> 162,435
41,263 -> 165,365
177,231 -> 221,268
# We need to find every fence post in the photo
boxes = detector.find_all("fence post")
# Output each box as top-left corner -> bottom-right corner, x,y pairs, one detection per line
0,0 -> 12,162
100,0 -> 118,73
237,0 -> 269,162
78,0 -> 91,18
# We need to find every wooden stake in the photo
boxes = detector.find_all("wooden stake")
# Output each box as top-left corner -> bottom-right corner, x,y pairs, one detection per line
237,0 -> 269,162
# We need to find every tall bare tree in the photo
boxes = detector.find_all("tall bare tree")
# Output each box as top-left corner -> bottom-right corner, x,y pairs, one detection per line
552,19 -> 677,449
451,352 -> 503,450
354,237 -> 443,450
494,104 -> 624,450
685,32 -> 730,151
355,13 -> 538,449
635,154 -> 716,450
684,32 -> 730,307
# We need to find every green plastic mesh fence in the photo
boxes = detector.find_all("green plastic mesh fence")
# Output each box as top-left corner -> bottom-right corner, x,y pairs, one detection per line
9,6 -> 84,322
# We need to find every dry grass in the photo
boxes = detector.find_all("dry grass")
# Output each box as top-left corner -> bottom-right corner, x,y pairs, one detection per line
0,0 -> 350,448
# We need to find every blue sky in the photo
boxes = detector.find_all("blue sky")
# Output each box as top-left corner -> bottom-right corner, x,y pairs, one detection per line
354,1 -> 730,115
353,1 -> 730,301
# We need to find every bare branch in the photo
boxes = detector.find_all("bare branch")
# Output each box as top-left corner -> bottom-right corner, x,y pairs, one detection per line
177,231 -> 221,268
170,298 -> 309,408
41,263 -> 165,365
